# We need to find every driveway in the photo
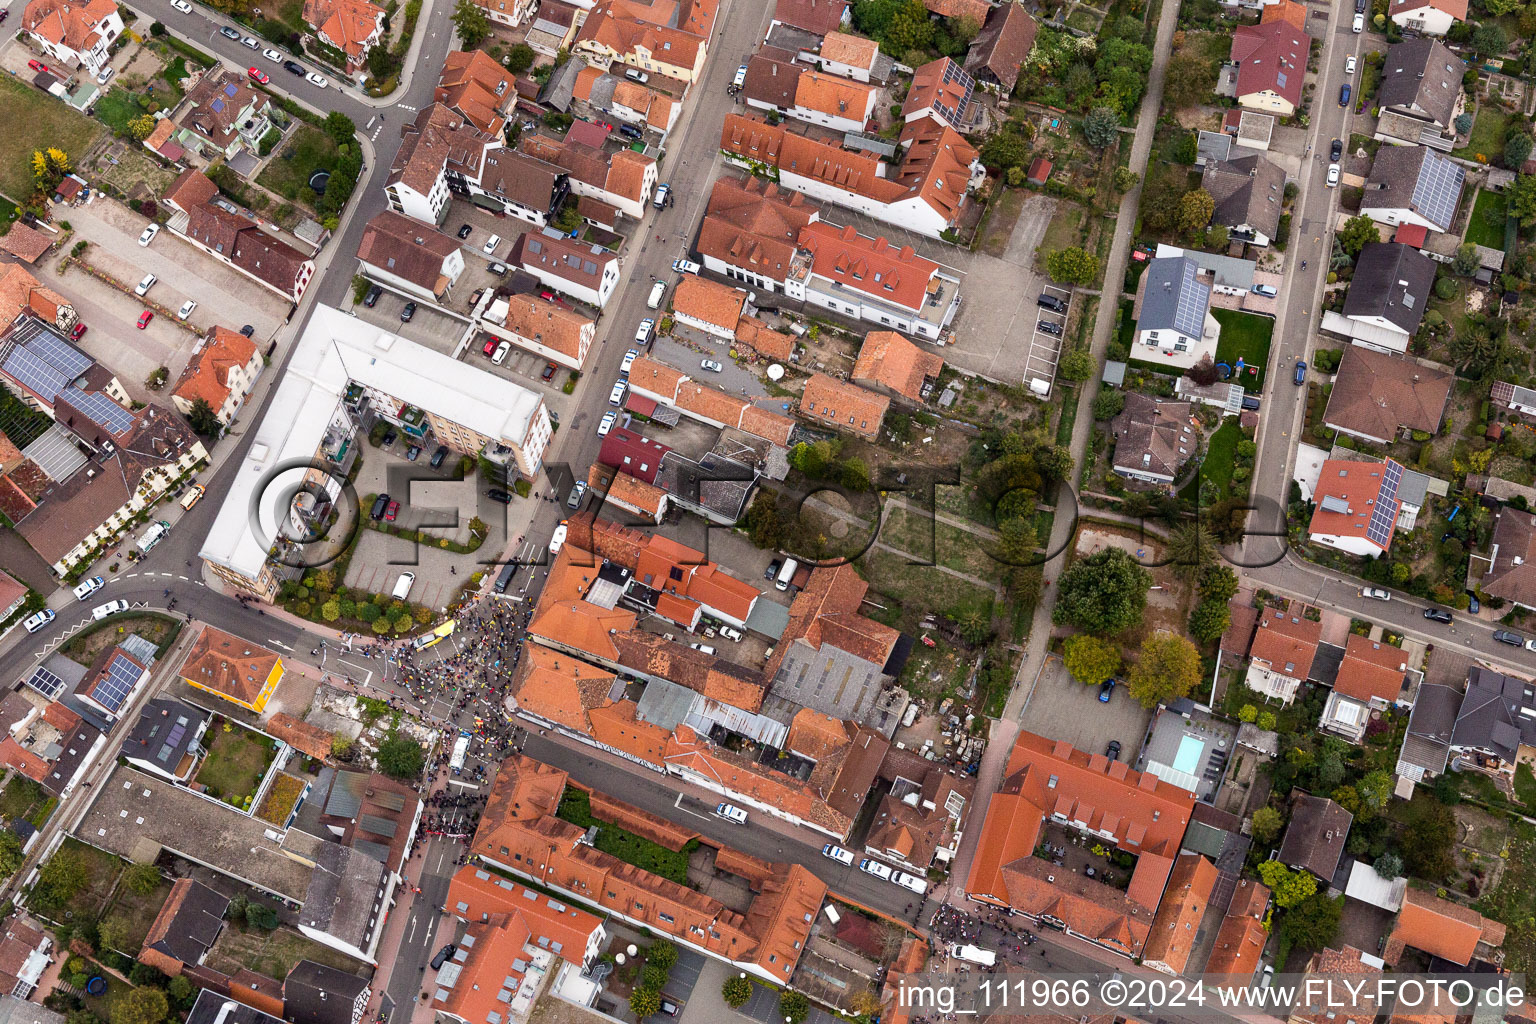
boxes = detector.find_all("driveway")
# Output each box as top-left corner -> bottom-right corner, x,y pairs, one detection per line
652,326 -> 765,398
1020,657 -> 1153,761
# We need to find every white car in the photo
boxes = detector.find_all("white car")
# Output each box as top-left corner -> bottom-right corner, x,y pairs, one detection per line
176,299 -> 197,320
305,71 -> 328,88
92,600 -> 130,620
733,64 -> 747,88
1345,54 -> 1357,74
138,223 -> 160,246
597,410 -> 617,436
1326,163 -> 1340,188
1359,587 -> 1390,600
608,381 -> 627,405
95,66 -> 114,85
859,858 -> 894,880
491,341 -> 511,365
22,609 -> 55,634
672,258 -> 700,275
241,35 -> 259,48
135,273 -> 157,296
549,522 -> 568,555
822,844 -> 856,866
1351,11 -> 1363,30
170,0 -> 191,10
700,359 -> 723,372
1525,639 -> 1536,653
719,625 -> 743,642
635,318 -> 654,344
482,234 -> 502,255
263,48 -> 282,62
73,576 -> 105,601
714,803 -> 748,824
620,348 -> 640,375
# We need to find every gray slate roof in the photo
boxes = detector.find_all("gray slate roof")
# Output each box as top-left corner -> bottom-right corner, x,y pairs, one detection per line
1361,145 -> 1465,232
1452,665 -> 1536,761
1378,38 -> 1465,129
1140,256 -> 1211,338
1201,153 -> 1285,239
284,960 -> 371,1024
1342,242 -> 1437,334
120,698 -> 207,776
1279,791 -> 1352,880
1398,681 -> 1460,776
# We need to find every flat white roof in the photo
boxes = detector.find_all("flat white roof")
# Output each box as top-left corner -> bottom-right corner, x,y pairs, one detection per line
200,305 -> 545,578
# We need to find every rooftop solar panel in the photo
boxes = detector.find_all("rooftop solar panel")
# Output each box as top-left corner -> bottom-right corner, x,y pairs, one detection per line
25,665 -> 65,700
1410,150 -> 1463,230
1365,459 -> 1404,548
3,346 -> 70,401
60,386 -> 135,436
92,653 -> 143,713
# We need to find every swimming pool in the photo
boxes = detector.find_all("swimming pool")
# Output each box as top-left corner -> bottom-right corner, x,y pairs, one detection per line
1171,734 -> 1204,775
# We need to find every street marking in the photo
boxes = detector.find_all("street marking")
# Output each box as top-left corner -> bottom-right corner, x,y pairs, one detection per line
674,793 -> 711,820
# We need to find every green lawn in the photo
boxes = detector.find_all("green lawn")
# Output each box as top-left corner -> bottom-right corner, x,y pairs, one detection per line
1466,187 -> 1509,251
0,76 -> 105,203
195,721 -> 277,805
1213,309 -> 1274,392
1453,108 -> 1508,163
557,787 -> 695,885
256,124 -> 342,204
92,88 -> 153,137
1200,419 -> 1242,500
0,775 -> 55,829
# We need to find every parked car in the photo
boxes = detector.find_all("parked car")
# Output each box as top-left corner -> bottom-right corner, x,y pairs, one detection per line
620,348 -> 640,375
263,48 -> 282,62
487,488 -> 512,504
492,341 -> 510,365
700,359 -> 723,372
430,445 -> 448,468
482,339 -> 498,357
370,494 -> 390,520
1327,163 -> 1340,187
385,500 -> 400,522
1037,293 -> 1068,314
364,284 -> 382,307
1098,678 -> 1116,702
1339,82 -> 1352,107
1360,587 -> 1390,600
22,609 -> 55,634
69,322 -> 87,340
1241,395 -> 1260,411
382,429 -> 397,447
430,944 -> 456,970
176,299 -> 197,320
719,625 -> 743,642
400,301 -> 417,322
859,858 -> 893,880
305,72 -> 328,88
1294,360 -> 1307,385
765,559 -> 782,580
541,362 -> 558,382
1037,320 -> 1063,336
647,281 -> 666,309
92,600 -> 130,620
715,803 -> 748,824
672,259 -> 701,275
1330,138 -> 1343,161
247,66 -> 269,84
733,64 -> 748,87
1253,284 -> 1278,298
1345,54 -> 1357,74
219,25 -> 241,39
597,410 -> 617,437
135,272 -> 157,296
635,318 -> 655,344
1424,607 -> 1454,624
136,310 -> 154,329
170,0 -> 192,11
1106,740 -> 1122,760
1494,629 -> 1524,646
482,234 -> 502,255
240,35 -> 259,48
138,223 -> 160,246
567,480 -> 587,509
608,381 -> 626,405
284,60 -> 305,75
95,66 -> 113,85
1352,10 -> 1364,30
618,123 -> 643,140
1467,593 -> 1481,613
73,576 -> 105,601
26,59 -> 49,73
406,445 -> 421,462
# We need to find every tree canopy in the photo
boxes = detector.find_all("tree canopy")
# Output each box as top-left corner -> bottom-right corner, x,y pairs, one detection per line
1126,631 -> 1201,706
376,734 -> 426,779
1258,860 -> 1317,908
1063,634 -> 1121,686
1052,547 -> 1151,634
1337,214 -> 1381,257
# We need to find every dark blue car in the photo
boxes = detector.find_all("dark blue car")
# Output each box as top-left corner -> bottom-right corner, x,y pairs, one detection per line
1340,83 -> 1352,107
1098,679 -> 1116,702
1294,360 -> 1307,385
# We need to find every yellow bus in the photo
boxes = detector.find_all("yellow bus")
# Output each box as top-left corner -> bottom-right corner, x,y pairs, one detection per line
412,618 -> 457,651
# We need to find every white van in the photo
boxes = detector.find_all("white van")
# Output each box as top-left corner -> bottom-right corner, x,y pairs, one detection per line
647,281 -> 666,309
92,600 -> 129,620
137,520 -> 171,554
392,571 -> 416,600
549,522 -> 568,555
775,557 -> 799,591
822,844 -> 855,866
22,609 -> 55,634
892,870 -> 929,895
635,318 -> 654,344
715,803 -> 747,824
859,858 -> 893,880
951,944 -> 996,967
608,381 -> 627,406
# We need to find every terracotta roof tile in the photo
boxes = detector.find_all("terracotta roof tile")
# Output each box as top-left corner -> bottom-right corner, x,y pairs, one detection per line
1323,346 -> 1451,442
1389,0 -> 1466,21
1333,634 -> 1407,703
181,627 -> 282,705
773,0 -> 847,33
497,293 -> 593,361
0,222 -> 53,263
819,31 -> 878,69
672,276 -> 748,331
435,49 -> 516,135
21,0 -> 118,55
1260,0 -> 1308,30
800,373 -> 889,438
302,0 -> 384,58
1249,602 -> 1321,677
799,220 -> 940,313
1205,878 -> 1271,977
1231,21 -> 1310,109
1307,458 -> 1403,553
1386,888 -> 1504,966
172,326 -> 258,411
1142,854 -> 1219,975
964,2 -> 1037,91
795,68 -> 875,121
852,330 -> 943,401
163,168 -> 220,213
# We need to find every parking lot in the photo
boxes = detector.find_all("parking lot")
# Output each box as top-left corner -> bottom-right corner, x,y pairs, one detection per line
1024,285 -> 1072,390
350,287 -> 470,356
652,325 -> 766,398
1020,657 -> 1153,763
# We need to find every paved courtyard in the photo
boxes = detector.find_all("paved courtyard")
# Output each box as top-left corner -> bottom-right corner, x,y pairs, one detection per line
1019,657 -> 1153,762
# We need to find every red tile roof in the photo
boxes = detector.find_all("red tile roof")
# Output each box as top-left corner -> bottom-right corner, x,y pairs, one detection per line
172,326 -> 258,411
799,373 -> 890,438
672,276 -> 748,331
22,0 -> 118,56
1142,854 -> 1219,975
302,0 -> 384,59
1389,0 -> 1467,20
1205,878 -> 1271,978
851,330 -> 943,401
1249,602 -> 1321,678
799,220 -> 940,314
1385,888 -> 1505,967
1307,459 -> 1402,553
1333,634 -> 1408,704
435,49 -> 516,135
1231,21 -> 1310,109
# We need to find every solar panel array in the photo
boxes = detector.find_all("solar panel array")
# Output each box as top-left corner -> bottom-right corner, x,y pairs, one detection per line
60,386 -> 135,436
1172,259 -> 1210,338
936,59 -> 975,124
1410,151 -> 1464,230
25,665 -> 65,700
1365,459 -> 1404,549
3,331 -> 92,403
156,717 -> 189,766
93,653 -> 143,713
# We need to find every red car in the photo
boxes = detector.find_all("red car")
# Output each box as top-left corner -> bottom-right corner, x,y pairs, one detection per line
69,322 -> 87,340
483,339 -> 498,356
136,310 -> 153,329
540,362 -> 557,381
247,66 -> 269,84
384,500 -> 400,522
27,59 -> 48,73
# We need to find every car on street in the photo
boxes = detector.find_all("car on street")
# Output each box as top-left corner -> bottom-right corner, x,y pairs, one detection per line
488,488 -> 512,504
136,273 -> 156,296
541,362 -> 558,382
1346,54 -> 1357,74
1424,607 -> 1454,624
247,66 -> 269,84
22,609 -> 55,634
241,35 -> 259,48
1494,629 -> 1524,646
305,71 -> 328,87
263,48 -> 282,62
608,381 -> 626,405
597,410 -> 617,436
672,259 -> 701,275
457,223 -> 473,239
176,299 -> 197,320
892,871 -> 928,894
1360,587 -> 1390,600
170,0 -> 191,10
430,944 -> 456,970
138,223 -> 160,246
1106,740 -> 1122,760
1339,82 -> 1352,106
364,284 -> 382,306
1294,360 -> 1307,385
549,521 -> 568,554
136,310 -> 154,329
715,803 -> 748,824
219,25 -> 240,39
1352,10 -> 1364,30
700,359 -> 723,372
621,348 -> 640,375
1330,138 -> 1343,161
733,64 -> 747,87
400,301 -> 416,322
1098,678 -> 1116,702
635,318 -> 655,344
482,234 -> 502,255
69,322 -> 87,340
1327,163 -> 1340,187
653,183 -> 671,209
859,858 -> 893,880
385,500 -> 400,522
73,576 -> 105,601
92,600 -> 130,620
491,341 -> 510,364
567,481 -> 587,509
647,280 -> 666,308
284,60 -> 305,75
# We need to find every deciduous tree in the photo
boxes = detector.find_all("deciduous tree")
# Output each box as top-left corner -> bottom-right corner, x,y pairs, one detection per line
629,989 -> 661,1020
1056,346 -> 1095,380
451,0 -> 490,45
1250,805 -> 1283,843
1257,860 -> 1317,908
1337,214 -> 1380,257
1063,634 -> 1121,686
1127,631 -> 1200,706
1189,597 -> 1230,643
1178,189 -> 1215,233
1163,52 -> 1217,109
1046,247 -> 1101,285
1281,893 -> 1343,951
723,977 -> 752,1008
376,734 -> 425,779
112,986 -> 170,1024
1052,548 -> 1151,634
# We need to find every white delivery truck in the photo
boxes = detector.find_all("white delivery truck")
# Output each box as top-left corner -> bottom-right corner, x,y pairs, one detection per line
450,731 -> 471,774
137,520 -> 171,554
775,557 -> 799,591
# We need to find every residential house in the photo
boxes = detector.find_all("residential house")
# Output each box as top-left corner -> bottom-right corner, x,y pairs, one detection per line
1378,38 -> 1465,132
863,753 -> 972,873
1201,154 -> 1286,246
1278,792 -> 1352,882
695,175 -> 819,295
810,31 -> 881,82
0,918 -> 53,998
21,0 -> 122,74
183,206 -> 315,304
902,57 -> 975,132
75,644 -> 150,720
355,210 -> 466,302
743,51 -> 877,134
181,627 -> 285,712
1132,256 -> 1220,369
1290,948 -> 1382,1024
1229,21 -> 1310,117
526,0 -> 578,53
1321,635 -> 1409,742
796,221 -> 963,341
572,0 -> 718,83
799,374 -> 890,439
1142,854 -> 1220,976
136,878 -> 228,976
599,77 -> 680,137
1394,681 -> 1459,783
177,68 -> 273,160
963,2 -> 1038,93
1478,504 -> 1536,611
0,266 -> 78,337
1388,0 -> 1465,35
1307,458 -> 1406,557
1260,0 -> 1307,29
477,148 -> 572,228
1108,393 -> 1196,486
1491,379 -> 1536,418
514,229 -> 620,308
851,330 -> 943,403
598,428 -> 670,483
519,131 -> 655,220
385,104 -> 498,225
1360,145 -> 1465,233
922,0 -> 990,28
434,49 -> 517,136
284,961 -> 371,1024
0,701 -> 102,797
1245,601 -> 1321,704
1340,243 -> 1437,348
735,316 -> 797,361
719,112 -> 979,241
288,768 -> 423,877
671,276 -> 749,339
964,730 -> 1195,958
1321,345 -> 1450,444
478,293 -> 596,370
626,357 -> 796,445
466,0 -> 535,28
1204,879 -> 1270,980
119,698 -> 209,784
1383,887 -> 1505,966
301,0 -> 386,77
171,326 -> 263,428
1447,665 -> 1536,779
588,463 -> 668,523
0,570 -> 26,624
770,0 -> 849,37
